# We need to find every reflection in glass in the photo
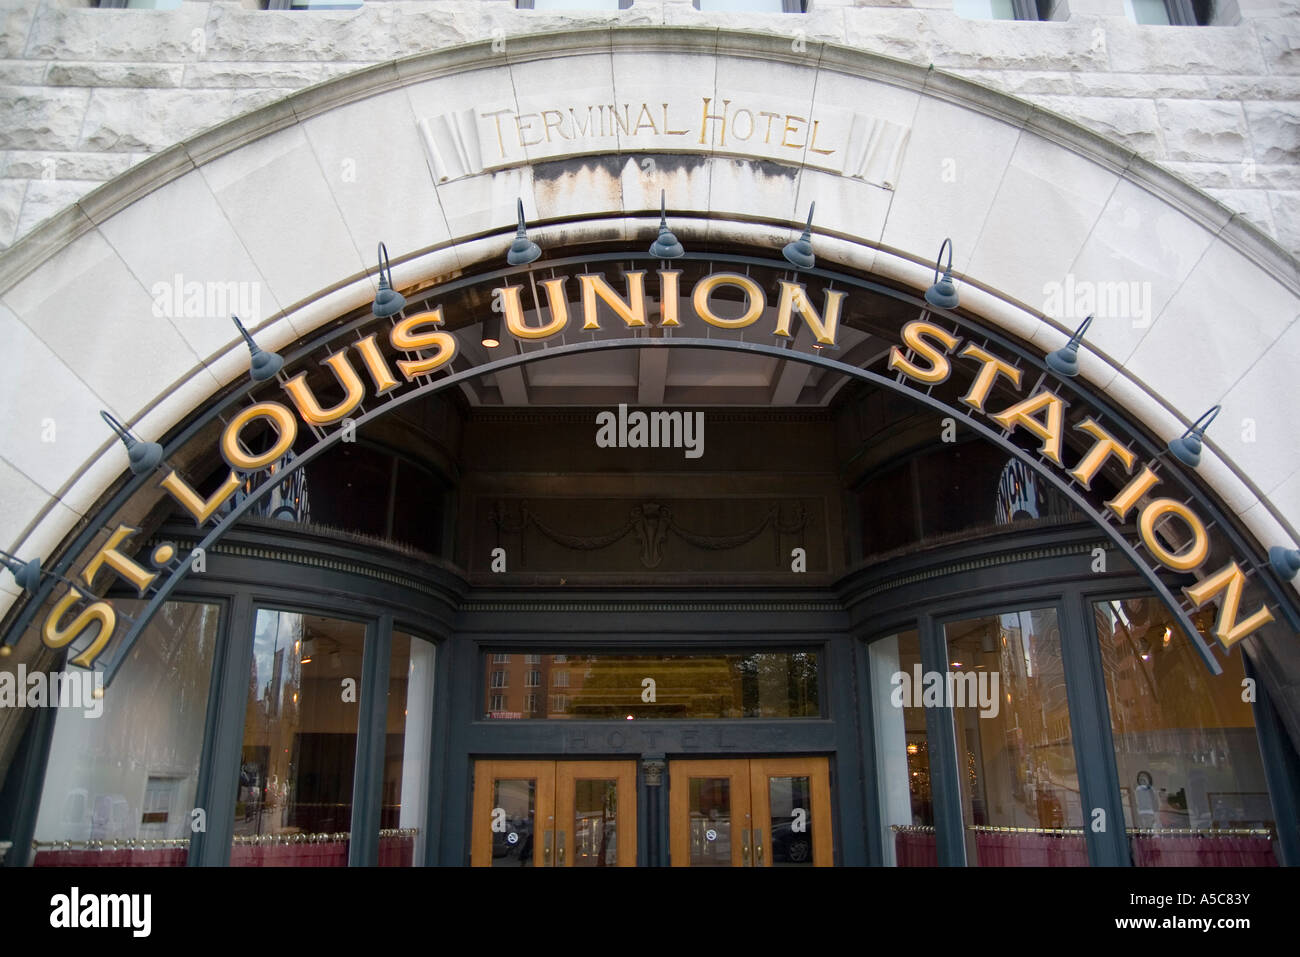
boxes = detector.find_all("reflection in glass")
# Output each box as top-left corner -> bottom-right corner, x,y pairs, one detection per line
946,609 -> 1087,866
769,777 -> 813,866
870,630 -> 935,866
231,610 -> 366,866
379,631 -> 435,866
31,602 -> 220,866
1094,597 -> 1277,866
482,651 -> 818,719
573,779 -> 618,866
688,778 -> 732,866
492,780 -> 536,867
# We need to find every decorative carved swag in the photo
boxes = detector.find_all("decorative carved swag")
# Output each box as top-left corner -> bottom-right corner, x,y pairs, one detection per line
489,500 -> 809,569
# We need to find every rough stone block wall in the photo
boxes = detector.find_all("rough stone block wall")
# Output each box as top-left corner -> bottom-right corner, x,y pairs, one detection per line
0,0 -> 1297,254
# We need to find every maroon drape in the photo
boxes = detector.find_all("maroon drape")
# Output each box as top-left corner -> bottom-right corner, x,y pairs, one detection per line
894,830 -> 938,866
378,833 -> 414,867
35,847 -> 187,866
1131,835 -> 1276,867
974,831 -> 1087,866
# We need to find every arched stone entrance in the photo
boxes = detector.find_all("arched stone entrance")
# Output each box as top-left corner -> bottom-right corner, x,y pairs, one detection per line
1,29 -> 1297,855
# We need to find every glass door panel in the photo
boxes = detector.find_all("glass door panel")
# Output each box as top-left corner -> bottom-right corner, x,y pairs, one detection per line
556,761 -> 637,867
670,760 -> 751,867
472,761 -> 555,867
749,758 -> 833,867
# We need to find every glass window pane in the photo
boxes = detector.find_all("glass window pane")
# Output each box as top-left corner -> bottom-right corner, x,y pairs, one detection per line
688,778 -> 731,866
870,629 -> 936,866
231,611 -> 366,867
946,609 -> 1088,866
954,0 -> 1017,18
492,780 -> 536,867
1124,0 -> 1173,23
572,779 -> 618,866
31,601 -> 220,866
699,0 -> 786,10
379,631 -> 434,867
1094,596 -> 1278,866
482,651 -> 818,719
768,776 -> 813,866
528,0 -> 618,8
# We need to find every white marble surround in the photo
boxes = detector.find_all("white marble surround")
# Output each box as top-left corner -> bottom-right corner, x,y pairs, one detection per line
0,26 -> 1296,628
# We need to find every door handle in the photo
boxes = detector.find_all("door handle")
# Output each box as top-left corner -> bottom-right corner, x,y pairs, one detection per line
742,828 -> 750,867
558,829 -> 566,867
754,828 -> 764,867
543,829 -> 553,866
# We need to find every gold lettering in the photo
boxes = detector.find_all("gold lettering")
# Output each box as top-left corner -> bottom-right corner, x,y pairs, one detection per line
43,587 -> 116,668
579,272 -> 648,331
633,104 -> 658,135
541,109 -> 568,141
1105,465 -> 1160,522
81,524 -> 157,596
391,309 -> 459,377
989,390 -> 1066,466
160,469 -> 242,525
282,351 -> 366,426
221,402 -> 299,472
782,115 -> 806,149
481,108 -> 513,160
759,111 -> 781,144
498,281 -> 570,340
692,273 -> 765,329
1070,418 -> 1136,490
888,320 -> 961,385
1139,499 -> 1211,571
1184,562 -> 1276,649
663,103 -> 689,136
610,104 -> 632,137
658,270 -> 682,327
958,343 -> 1022,413
699,97 -> 730,146
808,119 -> 835,156
515,113 -> 542,147
353,333 -> 401,395
773,281 -> 845,346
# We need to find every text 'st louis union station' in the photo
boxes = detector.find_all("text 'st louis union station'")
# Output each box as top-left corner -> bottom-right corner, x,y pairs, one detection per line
0,0 -> 1298,868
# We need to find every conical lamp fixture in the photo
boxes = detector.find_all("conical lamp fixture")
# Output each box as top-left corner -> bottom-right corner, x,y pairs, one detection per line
1168,405 -> 1221,469
0,549 -> 41,592
782,203 -> 816,270
1270,546 -> 1300,580
372,241 -> 406,318
1045,315 -> 1094,378
232,314 -> 283,382
100,410 -> 163,475
507,198 -> 542,266
649,190 -> 684,259
925,238 -> 959,310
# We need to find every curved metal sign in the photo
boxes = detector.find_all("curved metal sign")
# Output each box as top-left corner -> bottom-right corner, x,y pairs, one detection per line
2,251 -> 1290,685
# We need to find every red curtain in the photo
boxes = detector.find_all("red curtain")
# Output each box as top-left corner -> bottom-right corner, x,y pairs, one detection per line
230,839 -> 349,866
378,833 -> 414,867
974,830 -> 1087,866
35,847 -> 187,866
1131,835 -> 1276,867
894,829 -> 938,866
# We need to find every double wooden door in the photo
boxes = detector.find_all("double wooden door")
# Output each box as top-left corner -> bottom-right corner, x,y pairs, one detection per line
472,760 -> 637,867
669,758 -> 833,866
